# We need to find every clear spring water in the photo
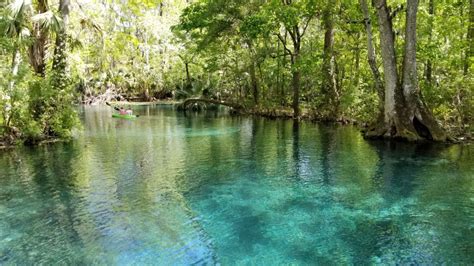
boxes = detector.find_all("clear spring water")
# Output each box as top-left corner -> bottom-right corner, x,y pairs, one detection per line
0,105 -> 473,265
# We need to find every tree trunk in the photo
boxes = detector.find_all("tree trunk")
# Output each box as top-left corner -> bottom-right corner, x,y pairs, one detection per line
352,36 -> 361,89
185,62 -> 191,87
277,40 -> 285,105
52,0 -> 70,90
5,48 -> 21,128
321,0 -> 340,119
360,0 -> 384,113
400,0 -> 445,141
290,25 -> 302,119
425,0 -> 434,83
291,51 -> 301,118
249,59 -> 259,105
402,0 -> 419,113
28,0 -> 48,76
9,48 -> 21,93
373,0 -> 398,126
366,0 -> 446,141
246,41 -> 259,106
465,0 -> 473,75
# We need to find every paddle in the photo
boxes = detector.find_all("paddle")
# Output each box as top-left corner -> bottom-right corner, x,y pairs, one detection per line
106,101 -> 120,111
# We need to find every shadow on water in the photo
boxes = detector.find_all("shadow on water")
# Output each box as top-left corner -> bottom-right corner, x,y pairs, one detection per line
368,140 -> 450,199
0,143 -> 87,263
342,140 -> 473,264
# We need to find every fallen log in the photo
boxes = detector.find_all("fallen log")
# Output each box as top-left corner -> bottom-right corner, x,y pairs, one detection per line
178,98 -> 245,111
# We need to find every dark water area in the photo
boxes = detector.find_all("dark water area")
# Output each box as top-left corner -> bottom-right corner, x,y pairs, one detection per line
0,105 -> 473,264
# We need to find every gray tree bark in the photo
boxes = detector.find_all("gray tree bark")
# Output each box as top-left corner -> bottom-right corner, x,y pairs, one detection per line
366,0 -> 446,141
372,0 -> 398,126
360,0 -> 384,112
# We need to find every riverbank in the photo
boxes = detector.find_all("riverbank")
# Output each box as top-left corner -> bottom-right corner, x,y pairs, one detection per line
174,99 -> 472,143
0,136 -> 67,150
1,100 -> 471,149
106,100 -> 181,106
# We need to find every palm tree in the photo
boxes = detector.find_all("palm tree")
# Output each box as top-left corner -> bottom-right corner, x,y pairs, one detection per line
0,0 -> 61,130
1,0 -> 32,129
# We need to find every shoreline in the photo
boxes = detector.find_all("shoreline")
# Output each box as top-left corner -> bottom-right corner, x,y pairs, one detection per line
101,100 -> 180,106
88,100 -> 474,144
2,102 -> 471,149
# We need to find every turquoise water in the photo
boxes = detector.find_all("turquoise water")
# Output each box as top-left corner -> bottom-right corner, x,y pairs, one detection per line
0,105 -> 473,265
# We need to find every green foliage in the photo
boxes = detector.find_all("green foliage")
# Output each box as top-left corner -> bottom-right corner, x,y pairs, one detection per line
29,75 -> 79,139
1,0 -> 472,145
0,0 -> 79,145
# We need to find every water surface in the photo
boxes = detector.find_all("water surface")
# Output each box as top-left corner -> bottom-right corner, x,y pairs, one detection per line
1,105 -> 473,264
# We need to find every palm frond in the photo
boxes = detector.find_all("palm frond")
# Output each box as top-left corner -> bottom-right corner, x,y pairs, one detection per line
18,26 -> 30,39
31,10 -> 62,33
2,0 -> 32,38
8,0 -> 32,21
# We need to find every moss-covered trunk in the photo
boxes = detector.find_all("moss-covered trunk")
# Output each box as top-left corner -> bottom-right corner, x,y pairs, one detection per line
52,0 -> 70,90
28,0 -> 48,77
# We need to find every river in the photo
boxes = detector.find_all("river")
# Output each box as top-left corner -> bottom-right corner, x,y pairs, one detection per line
0,105 -> 472,264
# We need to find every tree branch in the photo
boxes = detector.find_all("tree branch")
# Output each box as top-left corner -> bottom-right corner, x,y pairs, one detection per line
276,33 -> 293,56
287,26 -> 298,48
299,16 -> 313,39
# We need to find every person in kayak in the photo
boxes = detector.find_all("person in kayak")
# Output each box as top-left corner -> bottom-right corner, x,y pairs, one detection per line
106,102 -> 134,116
119,106 -> 133,115
119,106 -> 127,115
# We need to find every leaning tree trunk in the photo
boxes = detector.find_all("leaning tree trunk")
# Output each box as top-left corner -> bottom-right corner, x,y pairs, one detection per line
28,0 -> 48,76
360,0 -> 384,114
52,0 -> 70,90
5,47 -> 21,129
366,0 -> 446,141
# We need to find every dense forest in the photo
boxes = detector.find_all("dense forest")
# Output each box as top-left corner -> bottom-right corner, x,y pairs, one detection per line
0,0 -> 472,145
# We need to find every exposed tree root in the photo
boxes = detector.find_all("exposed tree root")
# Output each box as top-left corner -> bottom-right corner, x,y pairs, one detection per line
365,103 -> 448,142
